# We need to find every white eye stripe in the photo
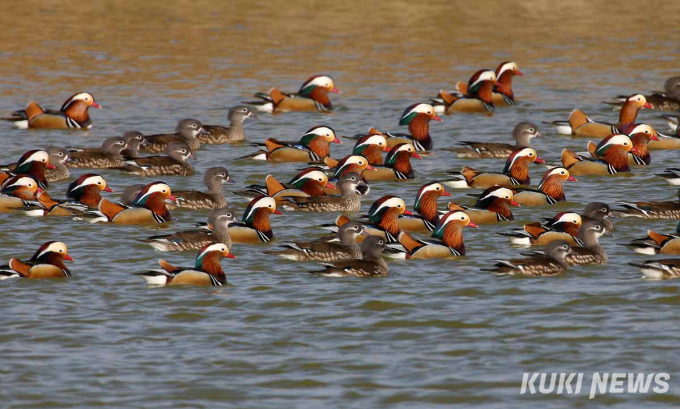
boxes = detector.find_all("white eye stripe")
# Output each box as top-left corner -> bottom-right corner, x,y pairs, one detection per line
374,198 -> 406,214
480,188 -> 513,201
72,176 -> 106,190
244,197 -> 276,221
357,135 -> 387,147
401,104 -> 435,119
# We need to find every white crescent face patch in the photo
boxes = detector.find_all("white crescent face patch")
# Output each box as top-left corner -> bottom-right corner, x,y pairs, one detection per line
481,187 -> 514,201
373,197 -> 406,214
357,134 -> 387,148
555,213 -> 581,225
244,196 -> 276,221
37,242 -> 68,259
401,103 -> 435,120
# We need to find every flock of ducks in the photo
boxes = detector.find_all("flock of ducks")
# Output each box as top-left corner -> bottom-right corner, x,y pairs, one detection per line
2,65 -> 680,285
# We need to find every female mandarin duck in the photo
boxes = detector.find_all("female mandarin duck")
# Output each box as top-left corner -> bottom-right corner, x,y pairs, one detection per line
394,210 -> 477,259
553,94 -> 651,137
310,236 -> 388,278
444,148 -> 544,189
67,137 -> 128,169
627,222 -> 680,255
0,241 -> 73,280
351,131 -> 390,165
267,221 -> 369,262
121,131 -> 146,158
228,196 -> 282,244
361,195 -> 412,243
276,172 -> 366,212
2,92 -> 101,129
513,167 -> 577,206
248,126 -> 341,163
135,243 -> 234,287
398,182 -> 451,232
484,240 -> 574,277
383,103 -> 442,151
362,143 -> 421,181
582,202 -> 614,232
169,167 -> 234,210
443,122 -> 542,159
141,210 -> 237,252
445,186 -> 519,224
0,150 -> 54,188
564,219 -> 608,266
200,105 -> 257,144
561,134 -> 638,176
613,188 -> 680,220
0,175 -> 42,212
240,169 -> 332,201
435,69 -> 497,115
499,212 -> 583,246
116,142 -> 195,176
45,147 -> 71,182
141,119 -> 206,153
248,75 -> 340,113
90,181 -> 176,225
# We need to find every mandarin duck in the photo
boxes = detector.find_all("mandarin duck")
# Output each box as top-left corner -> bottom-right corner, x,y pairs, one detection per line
0,150 -> 54,188
442,122 -> 542,159
141,209 -> 237,252
627,222 -> 680,255
630,259 -> 680,280
238,168 -> 332,201
116,142 -> 195,176
67,137 -> 127,169
362,143 -> 420,181
605,77 -> 680,112
360,196 -> 412,243
582,202 -> 614,232
45,147 -> 71,182
247,75 -> 340,113
563,219 -> 608,265
169,167 -> 234,210
0,242 -> 73,280
561,134 -> 638,176
228,196 -> 281,244
444,186 -> 519,224
278,172 -> 367,212
121,131 -> 146,158
350,130 -> 390,165
310,236 -> 388,278
199,105 -> 257,144
512,167 -> 577,206
135,243 -> 234,286
392,210 -> 477,259
89,181 -> 176,225
267,221 -> 369,262
2,92 -> 101,129
397,182 -> 451,232
141,118 -> 205,153
613,188 -> 680,219
24,174 -> 114,217
499,212 -> 583,246
444,148 -> 544,189
485,240 -> 574,277
0,175 -> 42,212
435,69 -> 497,115
553,94 -> 651,137
246,125 -> 341,162
383,103 -> 442,151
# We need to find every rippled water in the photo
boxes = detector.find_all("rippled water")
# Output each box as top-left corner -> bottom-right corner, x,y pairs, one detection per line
1,1 -> 680,408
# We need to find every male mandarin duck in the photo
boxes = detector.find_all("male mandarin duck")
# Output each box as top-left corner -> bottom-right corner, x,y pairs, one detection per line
228,196 -> 282,244
199,105 -> 257,144
325,154 -> 375,180
484,240 -> 574,277
116,142 -> 195,176
513,167 -> 577,206
278,172 -> 367,212
267,221 -> 369,262
613,188 -> 680,220
612,123 -> 659,164
553,94 -> 651,137
141,119 -> 206,153
310,236 -> 388,278
67,137 -> 128,169
445,186 -> 519,224
398,182 -> 451,232
135,243 -> 234,286
2,148 -> 66,184
239,168 -> 331,201
362,143 -> 421,181
0,175 -> 42,212
169,167 -> 234,210
605,77 -> 680,112
649,125 -> 680,150
561,134 -> 638,176
0,241 -> 73,280
442,122 -> 542,159
435,69 -> 497,115
2,92 -> 101,129
626,222 -> 680,255
499,212 -> 583,246
24,174 -> 114,217
444,148 -> 544,189
360,195 -> 412,243
393,210 -> 477,259
630,259 -> 680,280
246,125 -> 341,163
141,209 -> 237,252
247,75 -> 340,113
657,168 -> 680,185
384,103 -> 442,151
563,219 -> 608,265
351,131 -> 390,165
0,150 -> 54,188
89,181 -> 176,225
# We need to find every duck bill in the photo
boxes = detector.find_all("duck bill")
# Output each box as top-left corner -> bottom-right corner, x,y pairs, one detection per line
273,209 -> 283,215
46,163 -> 56,169
188,153 -> 197,160
534,157 -> 545,164
225,176 -> 236,184
332,137 -> 342,144
650,134 -> 659,141
403,209 -> 413,216
510,200 -> 521,207
91,101 -> 102,109
225,253 -> 236,259
63,254 -> 74,261
643,102 -> 652,109
516,70 -> 524,76
467,221 -> 479,228
413,153 -> 422,160
167,195 -> 177,202
104,186 -> 114,192
325,182 -> 335,189
366,164 -> 376,171
198,127 -> 209,135
630,147 -> 642,155
567,176 -> 578,182
441,191 -> 452,197
247,111 -> 258,119
432,115 -> 443,122
330,87 -> 341,94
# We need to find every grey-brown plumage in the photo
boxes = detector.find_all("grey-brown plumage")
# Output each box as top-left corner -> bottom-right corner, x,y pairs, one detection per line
140,119 -> 205,153
629,259 -> 680,280
67,136 -> 127,169
282,172 -> 367,212
566,219 -> 608,265
170,167 -> 234,209
116,142 -> 195,176
443,122 -> 542,158
582,202 -> 614,232
269,221 -> 368,262
119,184 -> 146,206
613,189 -> 680,220
44,147 -> 70,182
140,209 -> 236,252
121,131 -> 145,158
311,235 -> 389,277
487,240 -> 573,277
199,106 -> 257,144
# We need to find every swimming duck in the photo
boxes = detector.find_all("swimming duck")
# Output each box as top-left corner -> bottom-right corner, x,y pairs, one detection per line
325,154 -> 375,180
613,124 -> 658,165
649,125 -> 680,150
582,202 -> 614,232
199,105 -> 257,144
67,136 -> 127,169
2,92 -> 101,129
437,69 -> 497,115
89,181 -> 175,224
25,174 -> 114,217
228,196 -> 282,244
485,240 -> 574,277
513,167 -> 577,206
67,174 -> 114,207
141,209 -> 237,252
627,222 -> 680,255
246,126 -> 341,162
0,150 -> 54,189
553,94 -> 651,137
383,103 -> 442,151
394,210 -> 477,259
445,148 -> 544,189
279,172 -> 367,212
398,182 -> 451,232
605,77 -> 680,112
657,168 -> 680,186
141,119 -> 205,153
135,243 -> 234,286
121,131 -> 146,158
351,130 -> 390,165
362,143 -> 420,181
239,168 -> 332,201
361,195 -> 412,243
564,219 -> 608,265
0,175 -> 42,212
630,259 -> 680,280
445,186 -> 519,224
267,221 -> 369,262
442,122 -> 542,159
247,75 -> 340,113
613,188 -> 680,219
116,142 -> 195,176
561,134 -> 638,176
170,167 -> 233,209
499,212 -> 583,246
310,236 -> 388,278
45,147 -> 71,182
0,241 -> 73,279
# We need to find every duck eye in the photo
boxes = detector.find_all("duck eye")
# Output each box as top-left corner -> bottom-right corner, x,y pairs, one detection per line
268,204 -> 272,208
436,187 -> 440,190
359,161 -> 364,165
378,142 -> 383,145
460,216 -> 465,220
623,142 -> 628,146
427,111 -> 431,114
397,204 -> 401,208
561,171 -> 565,175
162,190 -> 167,193
528,152 -> 533,156
241,108 -> 247,112
505,196 -> 509,199
98,181 -> 102,185
58,152 -> 63,156
601,208 -> 606,212
529,128 -> 535,132
59,249 -> 63,252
